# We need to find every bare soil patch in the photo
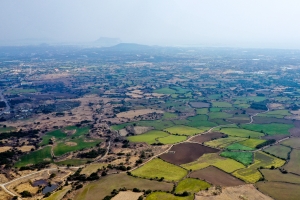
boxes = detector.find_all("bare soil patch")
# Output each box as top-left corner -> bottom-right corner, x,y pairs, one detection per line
190,166 -> 244,187
17,145 -> 35,152
119,128 -> 128,136
111,191 -> 143,200
65,142 -> 77,146
133,126 -> 153,134
291,109 -> 300,115
289,121 -> 300,137
0,146 -> 12,153
160,143 -> 219,165
191,132 -> 226,143
269,103 -> 284,110
0,174 -> 8,183
190,102 -> 210,108
262,134 -> 288,141
117,109 -> 164,118
195,184 -> 272,200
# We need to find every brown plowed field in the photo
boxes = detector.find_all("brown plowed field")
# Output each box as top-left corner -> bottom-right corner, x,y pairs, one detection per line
191,132 -> 225,143
189,166 -> 245,187
289,121 -> 300,137
190,102 -> 210,108
160,143 -> 219,165
262,134 -> 288,141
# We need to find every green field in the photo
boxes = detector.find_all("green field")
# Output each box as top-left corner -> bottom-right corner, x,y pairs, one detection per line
239,138 -> 266,148
233,151 -> 285,183
40,130 -> 67,145
55,159 -> 90,166
162,112 -> 178,120
175,178 -> 211,194
75,174 -> 173,200
137,120 -> 175,130
181,153 -> 245,173
226,143 -> 254,151
127,130 -> 169,144
72,127 -> 89,137
208,112 -> 232,119
15,146 -> 52,167
208,94 -> 221,99
220,151 -> 253,166
154,87 -> 176,94
7,88 -> 37,94
146,192 -> 193,200
81,163 -> 107,176
256,182 -> 300,200
258,109 -> 291,118
187,114 -> 208,121
204,137 -> 247,148
285,149 -> 300,175
110,122 -> 133,131
212,101 -> 232,108
260,169 -> 300,184
263,145 -> 291,159
219,128 -> 264,138
196,108 -> 208,114
235,96 -> 266,102
53,138 -> 100,156
164,125 -> 204,136
209,107 -> 221,112
241,123 -> 293,135
131,158 -> 187,181
0,126 -> 16,133
158,135 -> 187,144
281,138 -> 300,148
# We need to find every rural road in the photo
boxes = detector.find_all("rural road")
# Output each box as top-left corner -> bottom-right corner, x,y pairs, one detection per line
0,90 -> 10,115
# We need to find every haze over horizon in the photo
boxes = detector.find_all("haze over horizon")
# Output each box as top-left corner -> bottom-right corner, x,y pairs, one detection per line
1,0 -> 300,49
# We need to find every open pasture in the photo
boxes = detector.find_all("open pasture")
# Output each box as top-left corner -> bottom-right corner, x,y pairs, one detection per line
117,109 -> 164,118
15,146 -> 52,167
191,132 -> 225,143
208,112 -> 232,119
127,130 -> 169,144
111,122 -> 134,131
154,87 -> 176,94
284,149 -> 300,175
220,151 -> 253,166
233,151 -> 285,183
212,101 -> 232,108
204,137 -> 247,149
160,143 -> 219,165
131,158 -> 187,181
226,143 -> 254,151
257,109 -> 291,118
181,153 -> 245,173
239,138 -> 266,148
80,163 -> 107,176
260,169 -> 300,184
195,184 -> 272,200
241,123 -> 293,135
162,112 -> 178,119
253,116 -> 293,124
196,108 -> 208,114
112,191 -> 143,200
158,135 -> 187,144
190,102 -> 210,108
189,166 -> 245,186
53,138 -> 100,156
146,192 -> 193,200
175,178 -> 211,194
0,126 -> 16,133
281,137 -> 300,148
209,107 -> 221,112
40,129 -> 67,145
137,120 -> 174,130
164,125 -> 203,136
227,114 -> 250,123
219,128 -> 263,138
256,182 -> 300,200
75,173 -> 173,200
263,144 -> 291,159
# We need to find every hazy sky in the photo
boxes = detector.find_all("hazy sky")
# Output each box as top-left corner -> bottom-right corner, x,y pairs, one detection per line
1,0 -> 300,48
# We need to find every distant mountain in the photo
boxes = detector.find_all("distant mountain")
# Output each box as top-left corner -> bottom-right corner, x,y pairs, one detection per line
107,43 -> 153,51
94,37 -> 121,47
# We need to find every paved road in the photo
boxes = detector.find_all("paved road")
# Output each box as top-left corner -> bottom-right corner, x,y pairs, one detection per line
0,90 -> 10,115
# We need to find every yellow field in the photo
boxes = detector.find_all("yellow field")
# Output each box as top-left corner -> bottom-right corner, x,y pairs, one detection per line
232,151 -> 285,183
181,153 -> 245,173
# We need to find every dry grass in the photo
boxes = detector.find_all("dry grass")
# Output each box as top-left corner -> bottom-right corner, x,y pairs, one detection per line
117,109 -> 164,118
65,142 -> 77,146
134,126 -> 153,134
0,146 -> 12,153
0,174 -> 8,184
17,145 -> 35,152
15,182 -> 39,194
0,188 -> 11,200
111,191 -> 143,200
195,184 -> 272,200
